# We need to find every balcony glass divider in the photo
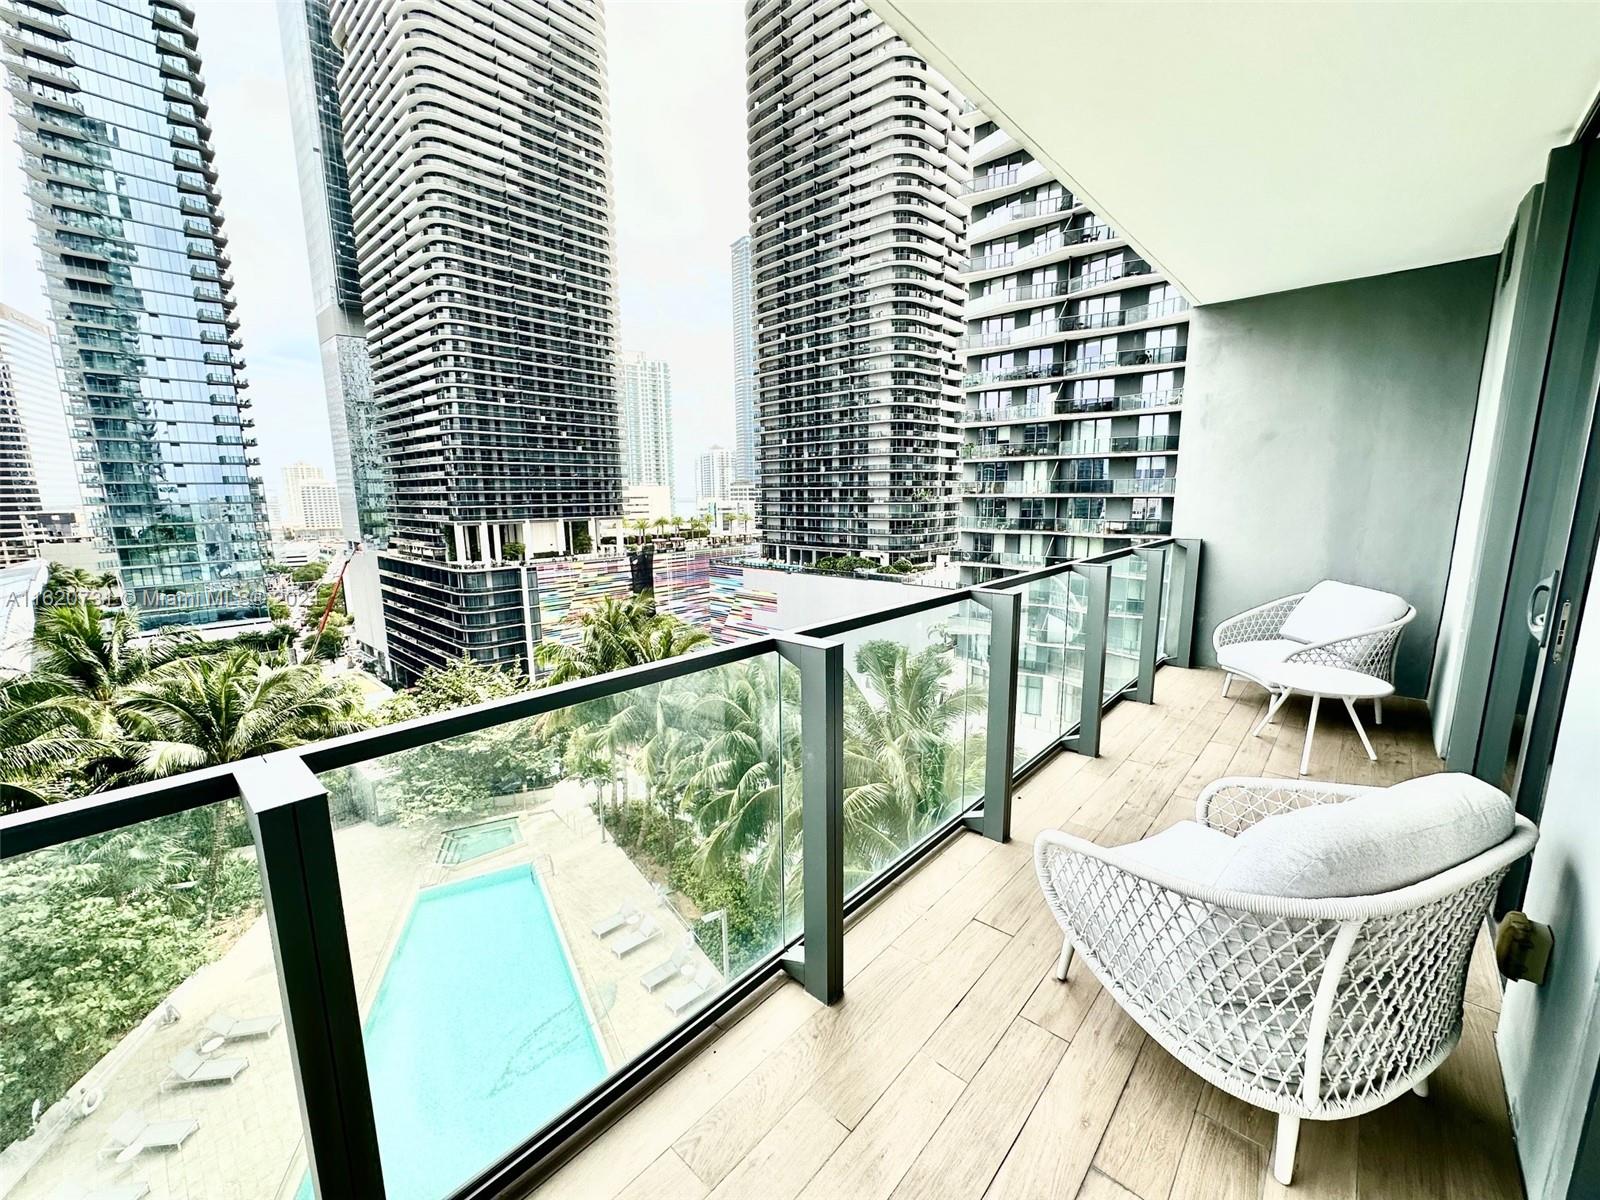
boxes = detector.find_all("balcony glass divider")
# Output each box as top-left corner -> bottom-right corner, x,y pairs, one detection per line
1134,544 -> 1169,704
236,753 -> 386,1200
1069,561 -> 1112,757
1168,538 -> 1203,667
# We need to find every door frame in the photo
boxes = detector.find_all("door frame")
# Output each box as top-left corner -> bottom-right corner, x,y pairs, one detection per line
1483,137 -> 1600,912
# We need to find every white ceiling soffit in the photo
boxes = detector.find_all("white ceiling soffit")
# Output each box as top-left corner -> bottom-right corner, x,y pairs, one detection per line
871,0 -> 1600,305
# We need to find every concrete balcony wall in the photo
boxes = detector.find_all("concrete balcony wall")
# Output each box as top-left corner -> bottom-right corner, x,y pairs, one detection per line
1172,254 -> 1498,696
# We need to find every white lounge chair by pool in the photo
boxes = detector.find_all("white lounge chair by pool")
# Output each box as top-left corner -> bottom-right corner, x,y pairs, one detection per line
160,1048 -> 248,1091
609,915 -> 661,957
640,939 -> 695,991
663,966 -> 719,1017
206,1011 -> 280,1042
97,1110 -> 198,1160
50,1182 -> 151,1200
591,901 -> 640,938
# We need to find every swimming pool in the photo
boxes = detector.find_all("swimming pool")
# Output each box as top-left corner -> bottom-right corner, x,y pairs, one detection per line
437,816 -> 522,865
296,866 -> 606,1199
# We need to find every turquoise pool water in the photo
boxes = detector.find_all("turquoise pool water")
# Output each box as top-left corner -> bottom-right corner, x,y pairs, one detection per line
438,817 -> 521,865
296,866 -> 606,1199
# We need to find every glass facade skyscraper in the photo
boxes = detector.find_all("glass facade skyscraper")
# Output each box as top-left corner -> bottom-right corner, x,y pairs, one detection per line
278,0 -> 385,548
3,0 -> 267,625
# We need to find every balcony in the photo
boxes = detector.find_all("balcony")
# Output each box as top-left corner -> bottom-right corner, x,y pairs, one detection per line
963,434 -> 1182,460
0,541 -> 1527,1200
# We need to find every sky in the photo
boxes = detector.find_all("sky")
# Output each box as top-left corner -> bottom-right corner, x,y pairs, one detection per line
0,0 -> 748,508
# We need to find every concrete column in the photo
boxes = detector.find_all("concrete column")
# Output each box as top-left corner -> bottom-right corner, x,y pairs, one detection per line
479,521 -> 492,563
452,524 -> 467,563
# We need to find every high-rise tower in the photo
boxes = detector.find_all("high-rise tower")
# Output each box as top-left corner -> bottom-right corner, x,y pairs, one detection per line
278,0 -> 385,547
0,303 -> 78,515
953,120 -> 1187,581
746,0 -> 969,567
3,0 -> 268,625
618,351 -> 673,492
330,0 -> 622,681
730,234 -> 757,485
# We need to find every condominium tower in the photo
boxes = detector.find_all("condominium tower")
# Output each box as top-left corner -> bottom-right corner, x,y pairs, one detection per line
746,0 -> 969,566
730,234 -> 757,484
695,444 -> 734,505
954,120 -> 1187,582
0,303 -> 78,513
0,354 -> 42,565
278,0 -> 385,548
618,351 -> 673,491
330,0 -> 622,682
2,0 -> 268,625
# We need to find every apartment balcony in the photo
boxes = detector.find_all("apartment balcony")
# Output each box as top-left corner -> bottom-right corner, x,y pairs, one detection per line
960,476 -> 1179,496
960,298 -> 1192,350
962,388 -> 1186,425
963,434 -> 1182,460
964,345 -> 1186,390
966,515 -> 1176,537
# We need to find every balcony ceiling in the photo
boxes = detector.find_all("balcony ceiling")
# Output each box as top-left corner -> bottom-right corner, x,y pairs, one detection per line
870,0 -> 1600,303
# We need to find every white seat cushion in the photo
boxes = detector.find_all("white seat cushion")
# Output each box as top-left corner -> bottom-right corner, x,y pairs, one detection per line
1117,820 -> 1240,887
1279,580 -> 1409,645
1215,773 -> 1513,898
1216,638 -> 1301,681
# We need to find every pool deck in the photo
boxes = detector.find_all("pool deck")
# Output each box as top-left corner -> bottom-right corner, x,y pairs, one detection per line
3,786 -> 716,1200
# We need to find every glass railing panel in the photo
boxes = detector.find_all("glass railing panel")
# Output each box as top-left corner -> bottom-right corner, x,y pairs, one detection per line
1104,555 -> 1145,700
836,598 -> 988,898
1010,570 -> 1084,769
314,652 -> 790,1200
0,802 -> 298,1200
1158,546 -> 1175,661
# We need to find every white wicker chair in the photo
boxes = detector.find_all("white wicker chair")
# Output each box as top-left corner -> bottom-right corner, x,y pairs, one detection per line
1035,777 -> 1537,1186
1213,585 -> 1416,722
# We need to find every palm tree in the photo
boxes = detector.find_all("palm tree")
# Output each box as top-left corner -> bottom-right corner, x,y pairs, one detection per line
0,673 -> 117,810
111,651 -> 368,778
651,516 -> 671,541
838,638 -> 986,880
108,651 -> 369,902
31,601 -> 151,703
678,659 -> 799,910
536,593 -> 712,828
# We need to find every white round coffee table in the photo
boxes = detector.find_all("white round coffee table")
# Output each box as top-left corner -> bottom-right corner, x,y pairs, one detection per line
1251,662 -> 1394,776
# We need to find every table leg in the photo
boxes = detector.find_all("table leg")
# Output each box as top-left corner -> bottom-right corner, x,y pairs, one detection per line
1343,696 -> 1377,761
1252,688 -> 1288,738
1300,694 -> 1320,775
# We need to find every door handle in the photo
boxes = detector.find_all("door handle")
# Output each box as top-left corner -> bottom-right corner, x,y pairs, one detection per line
1527,569 -> 1562,644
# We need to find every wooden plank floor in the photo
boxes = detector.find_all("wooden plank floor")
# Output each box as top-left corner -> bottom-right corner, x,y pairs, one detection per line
529,666 -> 1522,1200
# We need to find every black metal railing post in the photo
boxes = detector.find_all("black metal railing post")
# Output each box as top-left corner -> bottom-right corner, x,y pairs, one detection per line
1167,538 -> 1203,667
236,753 -> 386,1199
966,587 -> 1020,843
1068,561 -> 1111,757
1133,545 -> 1168,704
774,633 -> 845,1005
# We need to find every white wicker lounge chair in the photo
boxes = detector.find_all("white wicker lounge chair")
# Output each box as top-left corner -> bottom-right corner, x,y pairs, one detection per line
1213,581 -> 1415,720
1035,774 -> 1536,1186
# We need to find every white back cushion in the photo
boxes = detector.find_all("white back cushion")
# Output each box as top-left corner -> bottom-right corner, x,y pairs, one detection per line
1279,580 -> 1409,644
1214,773 -> 1513,898
1117,821 -> 1240,887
